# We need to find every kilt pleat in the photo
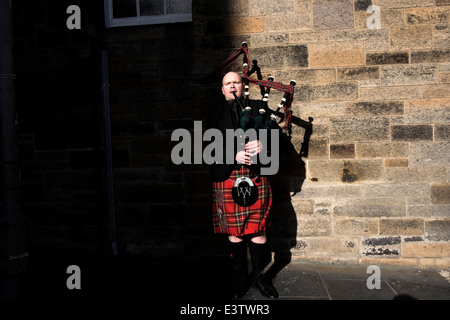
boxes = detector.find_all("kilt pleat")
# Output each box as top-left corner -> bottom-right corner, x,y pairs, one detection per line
212,166 -> 272,236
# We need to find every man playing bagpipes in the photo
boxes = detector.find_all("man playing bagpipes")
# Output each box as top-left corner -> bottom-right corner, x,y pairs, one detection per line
206,41 -> 296,299
207,71 -> 279,300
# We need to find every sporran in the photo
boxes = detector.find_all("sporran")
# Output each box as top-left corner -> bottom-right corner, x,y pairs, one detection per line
231,176 -> 258,207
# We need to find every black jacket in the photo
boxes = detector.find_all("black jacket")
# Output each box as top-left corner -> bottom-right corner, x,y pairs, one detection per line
206,98 -> 276,182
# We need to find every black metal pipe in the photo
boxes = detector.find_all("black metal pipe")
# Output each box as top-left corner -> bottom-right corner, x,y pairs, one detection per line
100,50 -> 118,256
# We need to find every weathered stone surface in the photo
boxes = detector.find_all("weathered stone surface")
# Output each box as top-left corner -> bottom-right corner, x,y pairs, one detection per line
291,198 -> 314,215
358,86 -> 422,101
308,159 -> 384,183
356,142 -> 409,158
439,72 -> 450,84
276,68 -> 336,84
439,63 -> 450,72
374,0 -> 434,9
293,237 -> 359,256
436,0 -> 450,5
334,218 -> 379,235
420,257 -> 450,268
251,33 -> 289,46
313,0 -> 354,30
390,25 -> 433,50
297,102 -> 346,119
330,117 -> 390,142
295,184 -> 362,198
249,0 -> 295,16
408,205 -> 450,218
225,17 -> 264,34
337,66 -> 379,81
364,184 -> 429,198
380,219 -> 424,236
403,243 -> 450,258
308,137 -> 329,159
297,216 -> 331,236
386,167 -> 448,183
407,196 -> 430,206
411,49 -> 450,63
405,7 -> 449,25
410,142 -> 450,167
251,45 -> 308,68
366,52 -> 409,65
297,83 -> 358,102
330,144 -> 355,159
433,24 -> 450,49
431,184 -> 450,204
391,125 -> 433,141
381,65 -> 437,86
345,101 -> 403,116
301,123 -> 328,137
331,29 -> 389,42
404,99 -> 450,124
426,220 -> 450,241
334,198 -> 406,217
384,159 -> 409,167
361,236 -> 401,256
290,31 -> 328,43
265,14 -> 312,31
423,84 -> 450,99
357,79 -> 380,88
435,124 -> 450,140
354,0 -> 372,11
404,236 -> 424,243
309,42 -> 365,67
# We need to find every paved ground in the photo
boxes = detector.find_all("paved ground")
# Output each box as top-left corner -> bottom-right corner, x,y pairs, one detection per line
4,253 -> 449,316
243,262 -> 450,300
16,253 -> 450,300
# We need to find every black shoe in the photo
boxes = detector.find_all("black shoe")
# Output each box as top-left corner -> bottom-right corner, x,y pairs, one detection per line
230,267 -> 250,299
231,279 -> 250,299
252,273 -> 279,299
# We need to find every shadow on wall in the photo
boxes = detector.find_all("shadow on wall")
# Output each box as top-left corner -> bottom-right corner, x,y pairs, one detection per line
266,114 -> 313,280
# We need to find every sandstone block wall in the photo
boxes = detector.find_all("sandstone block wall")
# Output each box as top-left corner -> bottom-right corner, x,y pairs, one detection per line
203,0 -> 449,267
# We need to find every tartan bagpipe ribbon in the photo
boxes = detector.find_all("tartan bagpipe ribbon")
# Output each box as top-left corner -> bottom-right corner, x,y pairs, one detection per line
216,43 -> 295,132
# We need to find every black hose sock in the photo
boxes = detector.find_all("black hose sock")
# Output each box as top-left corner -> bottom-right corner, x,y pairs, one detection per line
228,241 -> 249,298
248,241 -> 278,299
248,241 -> 270,280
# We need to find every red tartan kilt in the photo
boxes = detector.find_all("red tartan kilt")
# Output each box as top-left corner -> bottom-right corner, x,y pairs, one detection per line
212,166 -> 272,236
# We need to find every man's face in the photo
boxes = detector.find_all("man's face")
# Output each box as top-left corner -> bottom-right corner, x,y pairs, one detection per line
222,72 -> 244,101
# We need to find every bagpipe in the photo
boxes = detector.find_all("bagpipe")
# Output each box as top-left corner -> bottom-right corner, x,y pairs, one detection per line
214,42 -> 300,207
216,42 -> 297,135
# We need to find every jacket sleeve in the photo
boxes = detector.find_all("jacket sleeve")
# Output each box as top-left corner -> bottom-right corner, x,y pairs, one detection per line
206,104 -> 238,181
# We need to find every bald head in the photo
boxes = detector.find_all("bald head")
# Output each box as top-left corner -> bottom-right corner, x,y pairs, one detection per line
221,72 -> 244,101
